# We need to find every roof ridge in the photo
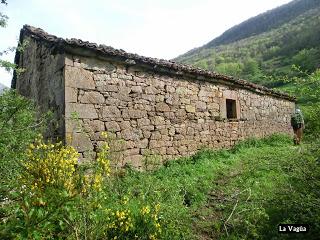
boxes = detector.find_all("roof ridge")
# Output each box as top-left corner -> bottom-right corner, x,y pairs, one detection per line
20,25 -> 295,101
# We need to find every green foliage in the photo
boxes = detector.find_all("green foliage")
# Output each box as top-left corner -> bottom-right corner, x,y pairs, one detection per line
0,0 -> 8,28
0,90 -> 45,194
1,1 -> 28,75
215,62 -> 243,77
292,48 -> 320,73
175,3 -> 320,86
288,68 -> 320,137
1,134 -> 164,239
0,12 -> 8,28
1,106 -> 319,240
192,136 -> 320,239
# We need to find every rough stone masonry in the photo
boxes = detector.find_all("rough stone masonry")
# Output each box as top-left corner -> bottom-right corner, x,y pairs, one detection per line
13,25 -> 296,168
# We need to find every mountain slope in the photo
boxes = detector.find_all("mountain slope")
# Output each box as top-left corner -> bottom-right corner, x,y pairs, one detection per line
175,0 -> 320,86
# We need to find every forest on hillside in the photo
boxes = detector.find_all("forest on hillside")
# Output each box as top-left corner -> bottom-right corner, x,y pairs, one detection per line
176,1 -> 320,87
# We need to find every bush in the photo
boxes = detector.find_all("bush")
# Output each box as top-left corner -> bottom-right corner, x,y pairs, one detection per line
0,90 -> 44,189
0,134 -> 165,239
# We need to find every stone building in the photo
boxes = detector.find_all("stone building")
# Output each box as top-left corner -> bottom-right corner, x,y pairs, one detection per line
13,25 -> 295,167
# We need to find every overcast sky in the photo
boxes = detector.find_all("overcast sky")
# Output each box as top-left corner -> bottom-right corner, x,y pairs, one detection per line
0,0 -> 292,87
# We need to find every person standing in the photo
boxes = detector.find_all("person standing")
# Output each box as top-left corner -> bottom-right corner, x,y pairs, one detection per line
291,108 -> 304,145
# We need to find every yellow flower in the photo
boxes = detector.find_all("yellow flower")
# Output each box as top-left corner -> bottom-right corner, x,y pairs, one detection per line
141,206 -> 150,215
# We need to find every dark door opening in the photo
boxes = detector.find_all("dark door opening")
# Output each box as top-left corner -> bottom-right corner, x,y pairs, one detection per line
226,99 -> 237,119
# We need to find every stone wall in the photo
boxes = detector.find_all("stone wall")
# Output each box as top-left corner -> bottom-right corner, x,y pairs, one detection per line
64,54 -> 295,168
14,37 -> 65,140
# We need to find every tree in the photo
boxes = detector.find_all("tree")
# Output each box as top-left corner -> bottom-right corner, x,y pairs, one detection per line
0,1 -> 26,76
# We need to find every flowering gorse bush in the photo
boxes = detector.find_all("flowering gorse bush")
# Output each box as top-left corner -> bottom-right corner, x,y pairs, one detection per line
100,201 -> 162,240
1,132 -> 166,239
22,136 -> 79,196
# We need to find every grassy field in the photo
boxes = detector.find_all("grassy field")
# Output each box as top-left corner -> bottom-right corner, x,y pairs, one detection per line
109,134 -> 320,239
2,132 -> 320,239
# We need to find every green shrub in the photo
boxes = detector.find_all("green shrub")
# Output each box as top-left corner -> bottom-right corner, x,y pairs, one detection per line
0,90 -> 44,187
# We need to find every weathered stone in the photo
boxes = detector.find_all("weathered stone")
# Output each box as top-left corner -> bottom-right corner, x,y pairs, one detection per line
155,95 -> 165,102
198,89 -> 212,97
185,105 -> 196,113
66,103 -> 98,119
165,85 -> 175,93
123,148 -> 140,156
65,66 -> 95,89
131,86 -> 143,93
196,101 -> 207,111
119,121 -> 131,130
156,102 -> 170,112
136,139 -> 149,148
94,74 -> 111,81
97,85 -> 118,92
137,118 -> 151,126
122,109 -> 147,119
65,87 -> 77,103
101,106 -> 121,118
145,86 -> 158,94
86,120 -> 105,132
105,121 -> 120,132
124,155 -> 143,168
151,116 -> 165,125
79,91 -> 105,104
176,87 -> 187,95
71,132 -> 93,152
121,129 -> 140,140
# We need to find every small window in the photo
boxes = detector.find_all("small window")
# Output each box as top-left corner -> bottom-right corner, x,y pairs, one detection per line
226,99 -> 237,119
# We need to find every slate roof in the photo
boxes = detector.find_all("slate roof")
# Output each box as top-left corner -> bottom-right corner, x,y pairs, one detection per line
16,25 -> 295,101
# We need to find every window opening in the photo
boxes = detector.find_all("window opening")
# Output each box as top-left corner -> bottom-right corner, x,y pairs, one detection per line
226,99 -> 237,119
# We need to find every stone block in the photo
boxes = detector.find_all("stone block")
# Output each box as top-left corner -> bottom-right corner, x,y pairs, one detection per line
101,106 -> 121,118
151,116 -> 165,125
65,56 -> 73,66
186,105 -> 196,113
70,132 -> 93,152
136,138 -> 149,148
145,86 -> 158,94
79,91 -> 105,104
156,102 -> 170,112
196,101 -> 207,111
65,87 -> 77,103
85,120 -> 105,132
65,66 -> 95,90
124,155 -> 143,168
119,121 -> 131,130
94,74 -> 111,81
155,95 -> 165,102
141,94 -> 156,102
198,89 -> 212,97
97,85 -> 118,92
121,129 -> 140,140
131,86 -> 143,93
137,118 -> 151,126
165,85 -> 175,93
123,148 -> 140,156
105,121 -> 121,132
122,109 -> 147,119
66,103 -> 98,119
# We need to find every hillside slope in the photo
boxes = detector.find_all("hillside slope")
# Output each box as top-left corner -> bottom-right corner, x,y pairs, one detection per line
175,0 -> 320,86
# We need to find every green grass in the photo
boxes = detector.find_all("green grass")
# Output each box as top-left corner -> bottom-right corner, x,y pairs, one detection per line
106,134 -> 320,239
